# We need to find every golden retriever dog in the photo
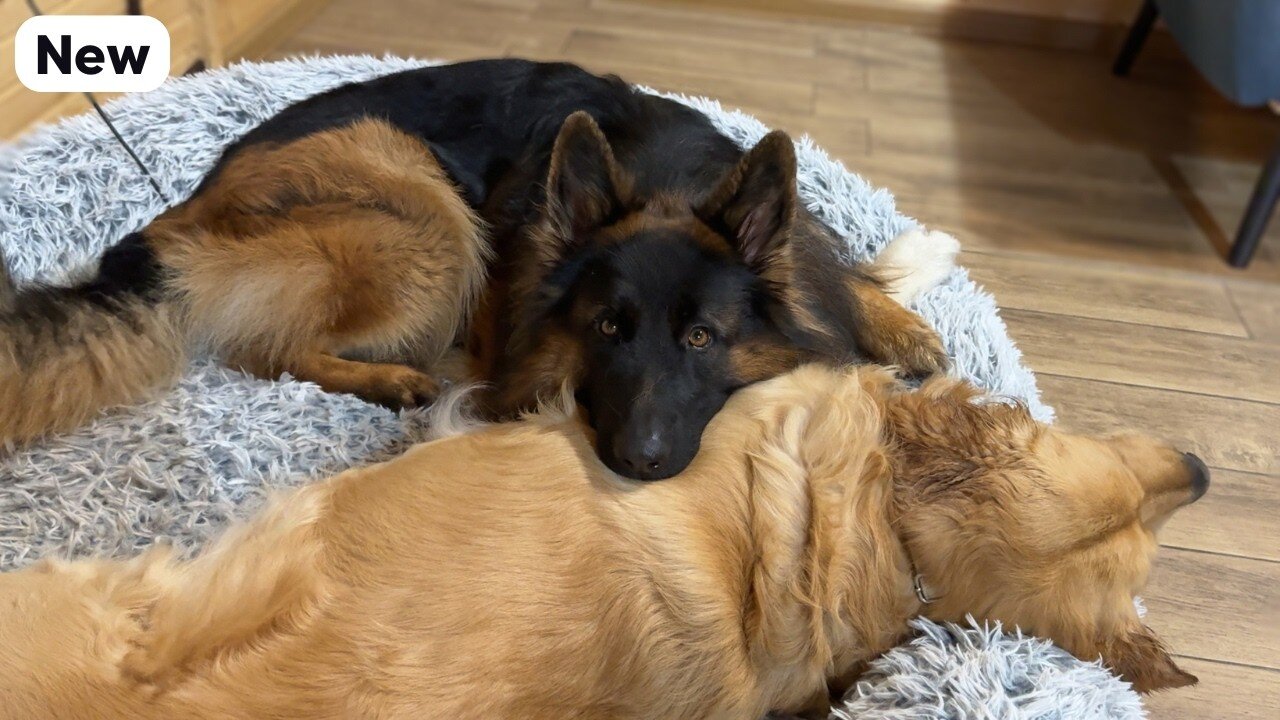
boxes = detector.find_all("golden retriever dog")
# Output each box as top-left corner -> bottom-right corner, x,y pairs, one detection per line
0,365 -> 1204,719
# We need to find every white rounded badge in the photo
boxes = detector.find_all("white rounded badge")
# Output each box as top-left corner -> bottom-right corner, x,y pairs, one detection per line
16,15 -> 171,93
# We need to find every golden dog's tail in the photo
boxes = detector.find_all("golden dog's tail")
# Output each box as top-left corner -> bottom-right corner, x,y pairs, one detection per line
0,233 -> 187,447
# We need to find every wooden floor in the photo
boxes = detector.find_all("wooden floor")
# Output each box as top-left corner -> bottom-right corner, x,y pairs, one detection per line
261,1 -> 1280,716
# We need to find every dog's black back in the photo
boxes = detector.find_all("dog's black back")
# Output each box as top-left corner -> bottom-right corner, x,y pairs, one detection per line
213,60 -> 741,213
212,61 -> 609,201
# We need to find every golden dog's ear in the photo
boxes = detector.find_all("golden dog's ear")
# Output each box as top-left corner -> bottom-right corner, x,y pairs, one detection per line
545,111 -> 627,242
888,377 -> 1038,493
696,131 -> 798,276
1094,622 -> 1198,692
741,366 -> 901,669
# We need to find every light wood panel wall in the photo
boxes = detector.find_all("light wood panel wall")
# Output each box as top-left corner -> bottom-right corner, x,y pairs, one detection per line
1,0 -> 124,139
0,0 -> 324,139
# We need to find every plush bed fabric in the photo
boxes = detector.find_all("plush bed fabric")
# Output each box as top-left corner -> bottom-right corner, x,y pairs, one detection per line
0,55 -> 1141,719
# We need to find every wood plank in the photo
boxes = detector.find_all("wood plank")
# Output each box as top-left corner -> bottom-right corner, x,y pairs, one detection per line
1143,657 -> 1280,719
1162,155 -> 1280,264
1229,282 -> 1280,344
271,32 -> 508,63
186,0 -> 225,67
213,0 -> 328,60
275,0 -> 573,59
815,80 -> 1275,199
23,92 -> 94,134
840,126 -> 1280,280
0,0 -> 126,140
869,115 -> 1198,186
548,0 -> 824,52
561,27 -> 865,87
821,0 -> 1143,25
1037,375 -> 1280,476
561,55 -> 817,118
304,0 -> 537,50
654,0 -> 1145,25
1144,548 -> 1280,670
142,0 -> 203,73
840,25 -> 1276,165
1002,309 -> 1280,404
780,115 -> 872,163
816,81 -> 1071,138
643,0 -> 1138,52
0,0 -> 77,34
891,192 -> 1280,282
842,148 -> 1176,221
1159,468 -> 1280,562
893,167 -> 1201,232
962,251 -> 1248,337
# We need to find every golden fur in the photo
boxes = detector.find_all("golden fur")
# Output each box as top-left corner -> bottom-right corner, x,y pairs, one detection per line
0,365 -> 1200,719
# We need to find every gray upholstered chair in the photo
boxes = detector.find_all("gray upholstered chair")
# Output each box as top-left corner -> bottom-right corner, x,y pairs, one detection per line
1114,0 -> 1280,267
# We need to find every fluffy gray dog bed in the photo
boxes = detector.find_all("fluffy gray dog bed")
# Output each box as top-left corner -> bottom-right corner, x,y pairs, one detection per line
0,56 -> 1142,719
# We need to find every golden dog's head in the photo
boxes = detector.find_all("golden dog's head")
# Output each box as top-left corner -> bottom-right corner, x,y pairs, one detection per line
886,378 -> 1205,692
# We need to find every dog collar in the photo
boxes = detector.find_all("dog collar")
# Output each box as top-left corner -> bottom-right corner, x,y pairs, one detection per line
912,573 -> 940,605
899,525 -> 943,606
903,540 -> 942,605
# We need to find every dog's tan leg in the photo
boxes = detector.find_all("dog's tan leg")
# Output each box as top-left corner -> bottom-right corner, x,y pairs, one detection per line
848,278 -> 948,377
165,212 -> 468,409
231,350 -> 440,410
287,352 -> 440,410
843,229 -> 959,376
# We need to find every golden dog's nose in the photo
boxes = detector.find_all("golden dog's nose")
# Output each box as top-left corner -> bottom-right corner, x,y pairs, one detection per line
1182,452 -> 1210,503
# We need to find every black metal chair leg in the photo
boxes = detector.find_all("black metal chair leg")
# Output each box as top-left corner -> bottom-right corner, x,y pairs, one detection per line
1113,0 -> 1159,76
1229,138 -> 1280,268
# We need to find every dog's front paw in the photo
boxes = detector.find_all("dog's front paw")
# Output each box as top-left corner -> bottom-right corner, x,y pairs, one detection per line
869,312 -> 949,378
850,274 -> 951,377
874,228 -> 961,306
360,366 -> 441,411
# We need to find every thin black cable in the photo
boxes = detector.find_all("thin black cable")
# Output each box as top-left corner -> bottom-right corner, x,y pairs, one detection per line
24,0 -> 172,204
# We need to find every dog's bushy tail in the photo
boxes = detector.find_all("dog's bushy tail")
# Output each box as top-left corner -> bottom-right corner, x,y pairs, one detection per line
0,233 -> 187,447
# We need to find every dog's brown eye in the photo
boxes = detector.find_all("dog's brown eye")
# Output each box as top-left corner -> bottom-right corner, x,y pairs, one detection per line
598,318 -> 619,337
687,326 -> 712,349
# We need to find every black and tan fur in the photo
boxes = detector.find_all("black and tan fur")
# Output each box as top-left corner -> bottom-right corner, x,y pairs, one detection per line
1,60 -> 947,478
1,119 -> 485,445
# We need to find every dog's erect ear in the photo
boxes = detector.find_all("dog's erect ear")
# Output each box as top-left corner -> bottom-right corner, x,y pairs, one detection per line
1094,623 -> 1199,693
697,130 -> 798,274
546,111 -> 625,242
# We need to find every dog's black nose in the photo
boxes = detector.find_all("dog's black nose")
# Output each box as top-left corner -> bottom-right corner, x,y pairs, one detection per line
622,430 -> 670,471
616,431 -> 674,481
1182,452 -> 1210,503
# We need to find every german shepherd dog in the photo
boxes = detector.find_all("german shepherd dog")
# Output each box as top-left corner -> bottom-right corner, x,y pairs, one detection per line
0,59 -> 950,478
0,366 -> 1204,719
